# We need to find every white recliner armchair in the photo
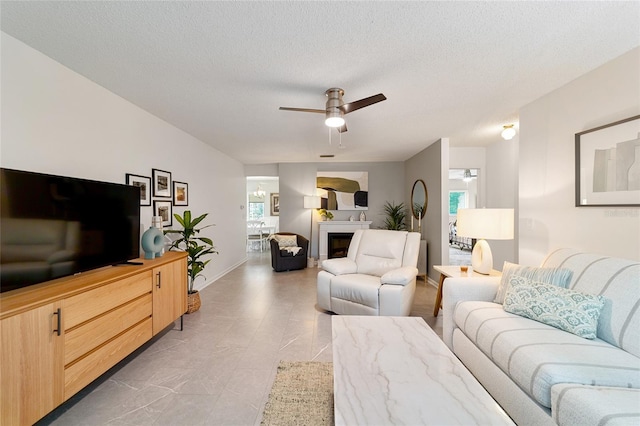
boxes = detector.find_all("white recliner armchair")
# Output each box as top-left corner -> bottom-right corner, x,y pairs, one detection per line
317,229 -> 421,316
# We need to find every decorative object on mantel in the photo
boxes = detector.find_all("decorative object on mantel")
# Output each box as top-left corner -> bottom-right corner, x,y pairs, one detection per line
318,208 -> 333,221
141,216 -> 164,259
164,210 -> 218,313
382,201 -> 406,230
359,211 -> 366,221
575,114 -> 640,207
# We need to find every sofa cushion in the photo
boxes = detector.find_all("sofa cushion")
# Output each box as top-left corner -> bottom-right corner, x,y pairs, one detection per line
503,275 -> 605,339
541,249 -> 640,358
331,274 -> 381,310
494,261 -> 573,304
454,300 -> 640,408
551,383 -> 640,426
273,234 -> 297,248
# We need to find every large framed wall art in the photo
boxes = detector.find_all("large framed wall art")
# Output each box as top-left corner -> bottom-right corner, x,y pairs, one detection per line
316,171 -> 368,211
575,115 -> 640,207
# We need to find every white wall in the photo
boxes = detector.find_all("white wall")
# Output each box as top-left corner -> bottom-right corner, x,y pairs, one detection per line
1,33 -> 247,290
519,47 -> 640,265
485,138 -> 519,267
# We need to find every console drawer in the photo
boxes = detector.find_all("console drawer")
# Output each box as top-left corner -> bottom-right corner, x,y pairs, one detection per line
64,317 -> 152,400
64,271 -> 152,329
64,294 -> 152,365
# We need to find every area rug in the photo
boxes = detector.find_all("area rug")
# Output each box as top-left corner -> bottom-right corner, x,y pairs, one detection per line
260,361 -> 334,426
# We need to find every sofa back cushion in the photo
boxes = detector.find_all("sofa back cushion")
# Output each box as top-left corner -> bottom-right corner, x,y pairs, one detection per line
351,230 -> 409,277
542,248 -> 640,357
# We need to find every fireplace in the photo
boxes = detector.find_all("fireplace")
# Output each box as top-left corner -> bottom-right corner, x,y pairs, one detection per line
318,220 -> 371,262
328,232 -> 353,259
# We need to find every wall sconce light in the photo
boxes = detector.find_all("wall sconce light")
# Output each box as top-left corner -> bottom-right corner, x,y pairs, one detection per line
501,124 -> 516,140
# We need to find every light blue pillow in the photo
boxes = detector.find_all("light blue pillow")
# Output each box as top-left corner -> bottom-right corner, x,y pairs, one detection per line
503,275 -> 605,339
494,261 -> 573,304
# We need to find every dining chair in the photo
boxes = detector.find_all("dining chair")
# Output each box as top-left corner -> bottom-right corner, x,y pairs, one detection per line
247,220 -> 267,252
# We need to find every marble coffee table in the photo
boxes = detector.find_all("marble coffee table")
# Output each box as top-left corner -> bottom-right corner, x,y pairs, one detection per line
332,316 -> 514,425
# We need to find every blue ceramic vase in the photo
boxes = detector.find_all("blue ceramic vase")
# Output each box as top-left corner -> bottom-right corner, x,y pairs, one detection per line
141,226 -> 164,259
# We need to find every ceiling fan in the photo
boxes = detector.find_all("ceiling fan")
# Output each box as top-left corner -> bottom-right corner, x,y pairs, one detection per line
279,88 -> 386,133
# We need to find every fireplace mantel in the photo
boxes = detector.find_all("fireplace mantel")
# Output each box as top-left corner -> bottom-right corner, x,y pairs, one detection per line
319,220 -> 372,262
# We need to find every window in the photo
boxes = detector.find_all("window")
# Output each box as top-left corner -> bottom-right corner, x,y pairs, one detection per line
449,190 -> 468,215
248,202 -> 264,219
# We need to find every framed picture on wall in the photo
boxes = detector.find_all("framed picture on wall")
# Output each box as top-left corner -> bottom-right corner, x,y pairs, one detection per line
152,168 -> 172,198
575,115 -> 640,207
173,181 -> 188,206
154,200 -> 173,227
270,193 -> 279,216
125,173 -> 151,206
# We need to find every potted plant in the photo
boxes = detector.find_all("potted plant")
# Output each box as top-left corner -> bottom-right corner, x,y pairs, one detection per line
164,210 -> 217,313
382,201 -> 407,230
318,209 -> 334,221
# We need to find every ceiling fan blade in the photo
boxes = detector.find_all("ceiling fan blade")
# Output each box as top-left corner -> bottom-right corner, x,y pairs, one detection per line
279,107 -> 325,114
340,93 -> 387,114
337,122 -> 348,133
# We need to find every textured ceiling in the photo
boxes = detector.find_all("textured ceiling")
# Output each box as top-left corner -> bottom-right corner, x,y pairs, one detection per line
1,1 -> 639,164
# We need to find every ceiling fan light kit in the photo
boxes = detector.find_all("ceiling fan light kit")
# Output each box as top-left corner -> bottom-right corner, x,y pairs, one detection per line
325,108 -> 345,128
280,87 -> 386,135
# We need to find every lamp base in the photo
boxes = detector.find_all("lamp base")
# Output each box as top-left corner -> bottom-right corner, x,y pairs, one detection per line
471,239 -> 493,275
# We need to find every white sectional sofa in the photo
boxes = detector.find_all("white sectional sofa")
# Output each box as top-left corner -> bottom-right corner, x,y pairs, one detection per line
443,248 -> 640,426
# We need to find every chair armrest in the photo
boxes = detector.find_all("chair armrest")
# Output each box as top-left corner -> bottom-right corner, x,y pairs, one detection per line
442,276 -> 500,350
322,258 -> 357,275
381,266 -> 419,286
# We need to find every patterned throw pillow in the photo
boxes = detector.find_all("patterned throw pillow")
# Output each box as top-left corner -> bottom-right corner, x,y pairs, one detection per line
503,275 -> 605,339
494,261 -> 573,304
274,234 -> 297,249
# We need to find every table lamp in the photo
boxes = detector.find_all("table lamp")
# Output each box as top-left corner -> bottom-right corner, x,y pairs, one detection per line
456,208 -> 514,274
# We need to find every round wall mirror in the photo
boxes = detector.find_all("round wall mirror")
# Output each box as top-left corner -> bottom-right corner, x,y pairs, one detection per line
411,179 -> 427,219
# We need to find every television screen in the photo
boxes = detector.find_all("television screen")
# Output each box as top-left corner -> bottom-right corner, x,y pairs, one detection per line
1,168 -> 141,293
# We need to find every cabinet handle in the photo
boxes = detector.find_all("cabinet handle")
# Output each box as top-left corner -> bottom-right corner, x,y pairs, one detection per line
156,271 -> 162,289
53,308 -> 61,336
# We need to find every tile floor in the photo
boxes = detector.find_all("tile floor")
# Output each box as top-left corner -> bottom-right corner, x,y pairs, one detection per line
39,251 -> 440,425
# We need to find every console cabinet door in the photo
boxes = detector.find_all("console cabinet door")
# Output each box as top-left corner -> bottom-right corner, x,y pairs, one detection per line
152,257 -> 187,334
1,302 -> 64,426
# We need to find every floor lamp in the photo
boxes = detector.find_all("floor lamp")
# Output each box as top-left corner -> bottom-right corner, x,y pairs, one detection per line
456,208 -> 514,274
303,195 -> 321,254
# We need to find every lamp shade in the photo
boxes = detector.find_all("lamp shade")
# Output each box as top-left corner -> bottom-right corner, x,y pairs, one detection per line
303,195 -> 321,209
456,208 -> 513,274
456,208 -> 514,240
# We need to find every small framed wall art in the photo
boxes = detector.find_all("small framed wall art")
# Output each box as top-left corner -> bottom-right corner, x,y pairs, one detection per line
154,200 -> 173,228
270,193 -> 280,216
125,173 -> 151,206
173,181 -> 189,206
575,115 -> 640,207
152,168 -> 172,198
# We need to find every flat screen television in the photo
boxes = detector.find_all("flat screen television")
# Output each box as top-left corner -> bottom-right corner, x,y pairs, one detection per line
1,168 -> 141,293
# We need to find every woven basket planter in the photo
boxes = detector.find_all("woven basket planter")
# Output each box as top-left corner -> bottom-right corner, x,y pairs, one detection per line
187,291 -> 201,314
